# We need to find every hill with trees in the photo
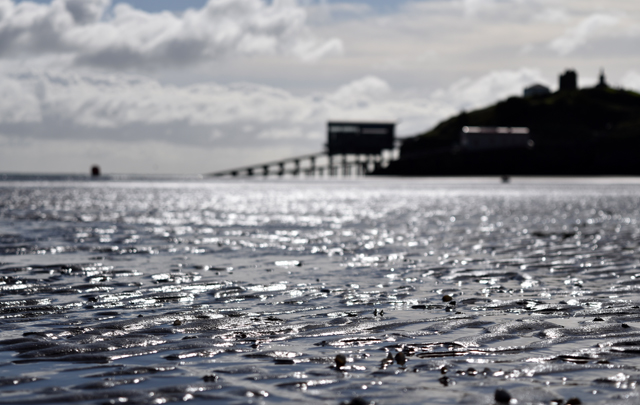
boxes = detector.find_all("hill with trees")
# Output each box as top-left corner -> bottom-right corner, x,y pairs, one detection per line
376,85 -> 640,176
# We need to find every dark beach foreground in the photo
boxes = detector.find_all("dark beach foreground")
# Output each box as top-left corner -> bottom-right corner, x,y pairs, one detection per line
0,177 -> 640,404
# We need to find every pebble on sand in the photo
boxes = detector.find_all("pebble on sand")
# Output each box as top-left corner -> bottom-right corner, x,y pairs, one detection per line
438,376 -> 451,386
494,388 -> 511,403
342,398 -> 373,405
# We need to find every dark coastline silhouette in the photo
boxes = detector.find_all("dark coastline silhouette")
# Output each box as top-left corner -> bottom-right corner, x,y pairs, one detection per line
374,70 -> 640,176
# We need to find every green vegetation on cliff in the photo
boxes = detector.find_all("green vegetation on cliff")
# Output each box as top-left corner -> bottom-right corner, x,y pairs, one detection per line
400,86 -> 640,158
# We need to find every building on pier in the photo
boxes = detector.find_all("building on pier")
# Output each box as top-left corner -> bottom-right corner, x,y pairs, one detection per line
327,121 -> 395,155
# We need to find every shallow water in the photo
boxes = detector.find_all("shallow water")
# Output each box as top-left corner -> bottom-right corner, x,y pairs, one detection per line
1,177 -> 640,404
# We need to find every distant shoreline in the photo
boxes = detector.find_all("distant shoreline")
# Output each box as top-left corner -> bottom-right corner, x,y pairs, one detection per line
4,173 -> 640,184
0,173 -> 204,182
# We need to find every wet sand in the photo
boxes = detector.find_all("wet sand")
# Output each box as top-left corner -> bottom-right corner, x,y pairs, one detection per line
0,178 -> 640,404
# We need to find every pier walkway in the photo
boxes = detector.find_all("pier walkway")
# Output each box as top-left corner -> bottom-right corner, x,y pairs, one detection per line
206,152 -> 385,177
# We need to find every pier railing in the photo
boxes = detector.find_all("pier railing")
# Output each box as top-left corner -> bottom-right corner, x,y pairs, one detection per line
206,152 -> 387,177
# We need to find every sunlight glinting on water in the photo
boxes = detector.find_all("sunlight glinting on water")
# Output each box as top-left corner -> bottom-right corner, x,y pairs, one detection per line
0,178 -> 640,404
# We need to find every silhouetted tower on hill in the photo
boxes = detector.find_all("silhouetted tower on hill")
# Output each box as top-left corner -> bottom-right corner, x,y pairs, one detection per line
597,69 -> 608,89
559,70 -> 577,91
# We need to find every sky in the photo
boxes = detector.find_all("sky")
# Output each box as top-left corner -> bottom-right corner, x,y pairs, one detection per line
0,0 -> 639,174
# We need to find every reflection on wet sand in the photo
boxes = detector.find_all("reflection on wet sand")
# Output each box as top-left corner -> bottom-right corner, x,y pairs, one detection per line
0,179 -> 639,404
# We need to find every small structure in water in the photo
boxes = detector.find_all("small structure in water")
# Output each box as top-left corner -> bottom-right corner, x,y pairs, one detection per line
91,165 -> 101,177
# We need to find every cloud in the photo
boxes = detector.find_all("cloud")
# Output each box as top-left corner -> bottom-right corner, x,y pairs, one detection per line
64,0 -> 110,24
326,75 -> 390,108
1,73 -> 379,138
533,7 -> 569,23
432,68 -> 549,111
0,66 -> 568,173
0,0 -> 343,68
620,71 -> 640,92
0,75 -> 41,122
454,0 -> 561,22
306,1 -> 372,24
257,127 -> 311,140
549,13 -> 619,55
0,66 -> 549,142
3,0 -> 640,175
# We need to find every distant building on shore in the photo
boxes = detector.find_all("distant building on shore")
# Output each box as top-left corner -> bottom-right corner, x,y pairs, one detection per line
524,84 -> 550,98
523,69 -> 609,96
460,126 -> 532,151
559,70 -> 578,91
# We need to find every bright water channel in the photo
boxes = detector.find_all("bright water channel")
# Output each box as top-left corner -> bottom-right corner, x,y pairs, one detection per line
1,177 -> 640,405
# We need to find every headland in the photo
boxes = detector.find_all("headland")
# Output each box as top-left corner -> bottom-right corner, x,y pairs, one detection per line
375,70 -> 640,176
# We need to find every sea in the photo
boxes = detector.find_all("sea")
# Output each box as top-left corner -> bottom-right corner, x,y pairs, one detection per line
1,175 -> 640,405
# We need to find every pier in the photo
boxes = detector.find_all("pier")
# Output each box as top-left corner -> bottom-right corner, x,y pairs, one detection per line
207,152 -> 390,177
207,121 -> 396,178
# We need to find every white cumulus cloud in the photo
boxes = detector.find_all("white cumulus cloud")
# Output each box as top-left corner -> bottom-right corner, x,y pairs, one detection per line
620,71 -> 640,92
0,66 -> 565,173
432,68 -> 549,111
0,67 -> 551,142
0,75 -> 41,122
549,13 -> 619,55
0,0 -> 343,68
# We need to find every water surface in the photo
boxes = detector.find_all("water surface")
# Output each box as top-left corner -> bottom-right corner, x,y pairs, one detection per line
1,177 -> 640,404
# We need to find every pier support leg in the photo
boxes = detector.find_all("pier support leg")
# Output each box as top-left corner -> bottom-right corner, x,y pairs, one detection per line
329,155 -> 334,176
309,156 -> 316,178
374,154 -> 382,172
278,162 -> 285,176
263,165 -> 269,176
342,154 -> 348,177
